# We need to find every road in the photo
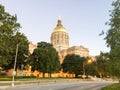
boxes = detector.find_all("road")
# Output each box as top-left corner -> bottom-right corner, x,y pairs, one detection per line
4,81 -> 112,90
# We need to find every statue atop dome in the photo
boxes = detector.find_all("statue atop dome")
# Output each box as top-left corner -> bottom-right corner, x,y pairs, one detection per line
52,19 -> 68,33
57,19 -> 62,27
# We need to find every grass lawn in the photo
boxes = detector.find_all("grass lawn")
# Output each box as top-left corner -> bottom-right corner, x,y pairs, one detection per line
101,83 -> 120,90
0,76 -> 79,81
0,76 -> 37,81
0,77 -> 12,81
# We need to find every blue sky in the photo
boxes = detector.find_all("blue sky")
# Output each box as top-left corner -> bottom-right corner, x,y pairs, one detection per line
0,0 -> 113,56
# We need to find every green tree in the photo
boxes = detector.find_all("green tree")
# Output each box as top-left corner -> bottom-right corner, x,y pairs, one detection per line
28,41 -> 60,78
0,4 -> 29,71
61,54 -> 86,78
109,60 -> 120,82
85,61 -> 98,77
95,52 -> 109,77
80,57 -> 98,77
104,0 -> 120,83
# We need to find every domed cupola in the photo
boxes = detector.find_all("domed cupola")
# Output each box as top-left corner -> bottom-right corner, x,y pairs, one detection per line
51,19 -> 69,51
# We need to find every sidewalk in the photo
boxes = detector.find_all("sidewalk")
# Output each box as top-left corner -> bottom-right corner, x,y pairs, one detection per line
0,86 -> 10,90
0,79 -> 90,89
0,81 -> 12,90
0,78 -> 114,90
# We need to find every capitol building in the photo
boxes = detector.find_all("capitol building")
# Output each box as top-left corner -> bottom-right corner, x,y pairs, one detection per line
7,19 -> 92,77
29,19 -> 89,64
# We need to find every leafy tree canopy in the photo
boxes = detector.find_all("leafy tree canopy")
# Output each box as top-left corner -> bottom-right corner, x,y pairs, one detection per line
0,4 -> 29,70
28,41 -> 60,77
61,54 -> 86,78
103,0 -> 120,83
105,0 -> 120,54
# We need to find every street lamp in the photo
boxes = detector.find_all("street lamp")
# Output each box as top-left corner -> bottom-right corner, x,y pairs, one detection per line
12,44 -> 19,87
83,61 -> 85,78
82,59 -> 92,79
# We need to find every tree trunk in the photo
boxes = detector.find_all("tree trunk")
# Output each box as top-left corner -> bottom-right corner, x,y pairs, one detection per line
75,74 -> 78,78
43,73 -> 45,78
48,73 -> 52,78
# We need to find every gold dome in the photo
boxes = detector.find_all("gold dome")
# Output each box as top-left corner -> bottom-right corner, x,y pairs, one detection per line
53,19 -> 68,33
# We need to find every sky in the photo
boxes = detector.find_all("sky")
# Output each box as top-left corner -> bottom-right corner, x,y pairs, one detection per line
0,0 -> 114,56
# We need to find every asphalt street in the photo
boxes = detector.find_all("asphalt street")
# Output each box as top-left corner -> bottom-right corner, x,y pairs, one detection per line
3,81 -> 112,90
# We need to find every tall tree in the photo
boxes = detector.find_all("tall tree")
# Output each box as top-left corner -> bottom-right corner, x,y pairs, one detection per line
95,52 -> 109,77
61,54 -> 86,78
0,4 -> 29,71
105,0 -> 120,56
104,0 -> 120,83
28,41 -> 60,78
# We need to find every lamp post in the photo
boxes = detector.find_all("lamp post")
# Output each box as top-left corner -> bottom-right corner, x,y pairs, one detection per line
83,62 -> 85,78
12,44 -> 19,87
82,59 -> 92,79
